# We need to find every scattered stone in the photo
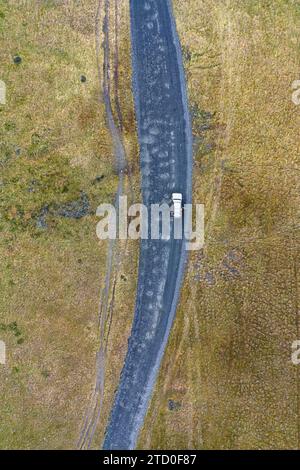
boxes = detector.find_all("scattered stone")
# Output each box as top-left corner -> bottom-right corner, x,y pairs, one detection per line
227,249 -> 240,262
204,143 -> 215,153
201,110 -> 214,121
222,261 -> 240,278
205,271 -> 215,286
191,105 -> 215,133
221,250 -> 243,279
168,400 -> 182,411
36,206 -> 49,230
35,193 -> 90,229
192,135 -> 204,153
182,45 -> 192,63
28,179 -> 38,193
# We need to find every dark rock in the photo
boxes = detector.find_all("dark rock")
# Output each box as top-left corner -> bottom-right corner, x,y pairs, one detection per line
168,399 -> 181,411
80,75 -> 87,83
92,175 -> 104,184
13,55 -> 22,64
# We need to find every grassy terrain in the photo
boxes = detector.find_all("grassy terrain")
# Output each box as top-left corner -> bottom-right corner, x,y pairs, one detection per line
138,0 -> 300,450
0,0 -> 138,449
1,0 -> 299,450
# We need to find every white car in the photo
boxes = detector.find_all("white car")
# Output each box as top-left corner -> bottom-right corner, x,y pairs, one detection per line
172,193 -> 183,219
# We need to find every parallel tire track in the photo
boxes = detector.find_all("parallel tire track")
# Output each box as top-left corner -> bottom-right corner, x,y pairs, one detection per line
78,0 -> 130,449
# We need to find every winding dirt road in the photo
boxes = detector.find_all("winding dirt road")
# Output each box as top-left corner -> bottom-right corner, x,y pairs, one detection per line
103,0 -> 193,450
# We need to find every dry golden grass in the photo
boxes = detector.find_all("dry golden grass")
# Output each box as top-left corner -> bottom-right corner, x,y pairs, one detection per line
138,0 -> 300,450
